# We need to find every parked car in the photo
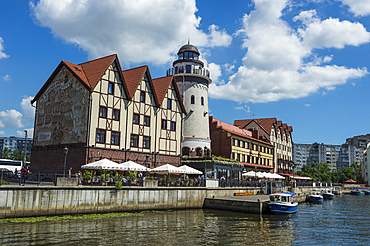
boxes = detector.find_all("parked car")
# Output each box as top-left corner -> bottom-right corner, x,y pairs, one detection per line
0,168 -> 14,177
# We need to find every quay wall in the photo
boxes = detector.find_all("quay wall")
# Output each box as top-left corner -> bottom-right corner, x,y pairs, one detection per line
0,186 -> 257,219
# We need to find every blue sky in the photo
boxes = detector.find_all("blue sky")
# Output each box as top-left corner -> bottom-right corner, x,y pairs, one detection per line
1,0 -> 370,145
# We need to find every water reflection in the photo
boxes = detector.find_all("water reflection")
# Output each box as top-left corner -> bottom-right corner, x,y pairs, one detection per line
1,196 -> 370,245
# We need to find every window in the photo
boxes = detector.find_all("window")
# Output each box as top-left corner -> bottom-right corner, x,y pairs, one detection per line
242,141 -> 245,148
246,142 -> 249,149
140,91 -> 145,103
201,97 -> 204,106
143,136 -> 150,149
237,153 -> 240,161
186,65 -> 191,73
96,129 -> 106,144
237,140 -> 240,147
247,155 -> 250,163
161,119 -> 167,129
182,147 -> 190,156
191,95 -> 195,104
170,121 -> 176,131
196,148 -> 202,157
130,134 -> 139,147
167,99 -> 171,109
99,106 -> 107,118
144,116 -> 150,126
232,138 -> 235,146
232,152 -> 235,159
108,82 -> 114,95
242,155 -> 245,162
111,131 -> 120,145
113,109 -> 120,121
133,114 -> 140,124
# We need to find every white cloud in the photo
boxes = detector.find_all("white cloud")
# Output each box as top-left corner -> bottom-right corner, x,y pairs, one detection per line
17,128 -> 34,138
0,96 -> 35,129
0,131 -> 5,136
339,0 -> 370,17
0,109 -> 24,128
2,75 -> 11,81
234,105 -> 251,112
20,96 -> 35,122
304,104 -> 310,107
0,37 -> 9,59
209,0 -> 369,103
295,10 -> 370,49
30,0 -> 232,66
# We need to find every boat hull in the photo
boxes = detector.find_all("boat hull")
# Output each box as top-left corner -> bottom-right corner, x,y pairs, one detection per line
351,191 -> 365,195
322,193 -> 334,199
364,190 -> 370,195
268,203 -> 298,214
307,195 -> 323,203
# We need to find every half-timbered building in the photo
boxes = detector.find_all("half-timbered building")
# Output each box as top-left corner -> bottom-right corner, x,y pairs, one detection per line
31,54 -> 185,173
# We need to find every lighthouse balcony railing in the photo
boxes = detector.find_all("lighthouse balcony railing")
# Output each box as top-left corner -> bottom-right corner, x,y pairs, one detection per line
166,66 -> 210,78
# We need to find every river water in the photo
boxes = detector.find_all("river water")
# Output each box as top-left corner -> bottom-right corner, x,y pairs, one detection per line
1,195 -> 369,245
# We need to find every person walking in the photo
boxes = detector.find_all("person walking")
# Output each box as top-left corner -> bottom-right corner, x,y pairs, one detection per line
78,171 -> 82,186
20,167 -> 30,186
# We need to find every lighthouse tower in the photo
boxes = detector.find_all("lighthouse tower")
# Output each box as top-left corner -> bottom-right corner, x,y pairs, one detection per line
167,43 -> 212,157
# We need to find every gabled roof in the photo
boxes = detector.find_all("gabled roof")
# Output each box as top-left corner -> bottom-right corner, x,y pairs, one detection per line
152,76 -> 186,114
32,54 -> 128,104
79,54 -> 117,89
234,118 -> 276,135
210,116 -> 272,145
122,65 -> 157,102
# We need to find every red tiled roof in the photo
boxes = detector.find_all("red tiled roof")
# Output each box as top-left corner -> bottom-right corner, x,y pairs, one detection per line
210,116 -> 272,145
122,65 -> 149,99
79,54 -> 117,89
152,76 -> 186,114
234,118 -> 293,140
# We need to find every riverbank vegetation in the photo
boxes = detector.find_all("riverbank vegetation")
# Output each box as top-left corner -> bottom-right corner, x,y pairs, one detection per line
0,210 -> 172,224
295,163 -> 364,183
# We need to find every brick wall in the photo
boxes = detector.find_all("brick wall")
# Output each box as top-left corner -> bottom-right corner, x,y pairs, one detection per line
31,146 -> 181,174
209,119 -> 232,159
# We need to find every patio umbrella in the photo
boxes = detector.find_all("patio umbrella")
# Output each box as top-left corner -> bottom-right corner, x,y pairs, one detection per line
242,171 -> 256,177
345,179 -> 357,184
178,165 -> 203,175
150,164 -> 186,174
271,173 -> 285,179
120,160 -> 149,172
81,158 -> 127,171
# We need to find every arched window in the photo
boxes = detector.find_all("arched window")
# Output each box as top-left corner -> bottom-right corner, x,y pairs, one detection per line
201,97 -> 204,106
191,95 -> 195,104
196,148 -> 202,157
182,147 -> 190,156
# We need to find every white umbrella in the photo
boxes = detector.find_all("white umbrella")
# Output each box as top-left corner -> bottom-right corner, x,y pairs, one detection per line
268,173 -> 284,179
120,160 -> 149,172
150,164 -> 186,174
242,171 -> 256,177
178,165 -> 203,174
81,158 -> 127,171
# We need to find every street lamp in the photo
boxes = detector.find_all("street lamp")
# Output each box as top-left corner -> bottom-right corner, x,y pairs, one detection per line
292,164 -> 295,188
23,130 -> 27,167
63,147 -> 69,178
255,166 -> 257,180
204,146 -> 207,179
145,154 -> 149,178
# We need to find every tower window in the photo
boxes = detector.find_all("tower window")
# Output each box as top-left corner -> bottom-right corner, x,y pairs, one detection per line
201,97 -> 204,106
186,65 -> 191,73
191,95 -> 195,104
167,99 -> 171,109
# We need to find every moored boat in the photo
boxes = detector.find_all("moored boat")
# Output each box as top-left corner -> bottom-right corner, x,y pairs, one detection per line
364,190 -> 370,195
268,192 -> 298,214
307,190 -> 324,203
321,188 -> 334,199
350,188 -> 365,195
333,186 -> 342,195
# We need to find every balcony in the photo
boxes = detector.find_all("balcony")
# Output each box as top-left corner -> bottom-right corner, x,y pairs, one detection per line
166,65 -> 210,78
